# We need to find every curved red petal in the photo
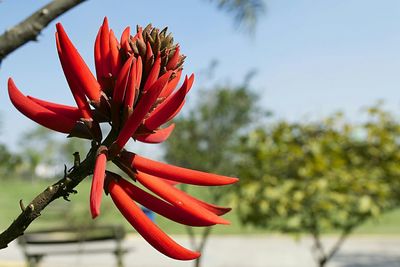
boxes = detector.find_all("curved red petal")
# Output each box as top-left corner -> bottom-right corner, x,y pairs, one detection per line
100,17 -> 111,77
145,41 -> 153,61
120,27 -> 131,53
90,153 -> 107,218
56,33 -> 92,119
56,23 -> 101,102
109,30 -> 121,77
135,56 -> 143,93
120,151 -> 238,186
135,123 -> 175,144
166,45 -> 180,70
120,26 -> 130,45
28,96 -> 81,121
113,55 -> 135,106
94,27 -> 103,82
145,75 -> 193,130
123,58 -> 137,108
170,185 -> 231,216
109,179 -> 200,260
8,78 -> 75,134
143,54 -> 161,92
118,177 -> 215,226
160,69 -> 182,98
136,171 -> 230,225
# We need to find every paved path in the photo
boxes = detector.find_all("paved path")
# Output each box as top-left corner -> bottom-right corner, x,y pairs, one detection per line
1,235 -> 400,267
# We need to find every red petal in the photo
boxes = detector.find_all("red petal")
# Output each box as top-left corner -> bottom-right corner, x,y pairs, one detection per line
166,100 -> 185,122
28,96 -> 81,121
56,33 -> 92,120
145,75 -> 193,130
166,46 -> 180,70
8,78 -> 76,133
136,171 -> 230,225
100,17 -> 110,77
120,26 -> 130,45
172,186 -> 231,216
90,153 -> 107,218
135,124 -> 175,144
120,151 -> 238,186
145,41 -> 153,61
118,177 -> 215,226
135,56 -> 143,93
160,69 -> 182,98
109,179 -> 200,260
123,58 -> 137,108
56,23 -> 101,102
143,54 -> 161,92
114,71 -> 172,150
109,30 -> 121,77
120,27 -> 132,53
113,55 -> 135,106
156,177 -> 230,215
94,27 -> 103,82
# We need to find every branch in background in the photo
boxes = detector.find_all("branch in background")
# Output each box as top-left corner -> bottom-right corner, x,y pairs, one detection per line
0,149 -> 96,249
0,0 -> 86,62
209,0 -> 266,31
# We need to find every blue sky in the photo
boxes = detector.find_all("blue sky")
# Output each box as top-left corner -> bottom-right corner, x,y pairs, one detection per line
1,0 -> 400,151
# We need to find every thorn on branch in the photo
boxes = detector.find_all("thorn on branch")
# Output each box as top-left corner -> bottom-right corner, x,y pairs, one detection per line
19,199 -> 25,212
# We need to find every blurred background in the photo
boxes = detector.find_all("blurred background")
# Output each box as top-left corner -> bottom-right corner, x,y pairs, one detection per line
1,1 -> 400,266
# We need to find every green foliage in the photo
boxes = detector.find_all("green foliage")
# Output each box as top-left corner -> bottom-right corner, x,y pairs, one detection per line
235,105 -> 400,266
0,144 -> 21,180
0,119 -> 22,180
236,106 -> 400,233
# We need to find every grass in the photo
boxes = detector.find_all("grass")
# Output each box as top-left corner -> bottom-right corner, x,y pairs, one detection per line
0,179 -> 400,236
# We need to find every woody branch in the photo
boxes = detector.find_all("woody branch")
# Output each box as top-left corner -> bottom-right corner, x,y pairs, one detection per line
0,0 -> 86,62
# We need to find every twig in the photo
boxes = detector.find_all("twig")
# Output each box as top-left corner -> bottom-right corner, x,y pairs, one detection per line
0,0 -> 86,62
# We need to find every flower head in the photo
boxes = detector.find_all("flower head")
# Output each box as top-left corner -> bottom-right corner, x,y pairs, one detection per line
8,18 -> 238,260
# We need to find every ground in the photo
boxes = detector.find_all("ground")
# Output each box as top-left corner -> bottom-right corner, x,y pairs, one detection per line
1,234 -> 400,267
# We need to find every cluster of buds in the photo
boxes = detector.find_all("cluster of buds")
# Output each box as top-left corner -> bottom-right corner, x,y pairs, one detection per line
7,18 -> 238,260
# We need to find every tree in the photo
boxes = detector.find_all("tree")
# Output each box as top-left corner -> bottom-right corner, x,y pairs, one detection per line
235,105 -> 400,267
164,83 -> 260,267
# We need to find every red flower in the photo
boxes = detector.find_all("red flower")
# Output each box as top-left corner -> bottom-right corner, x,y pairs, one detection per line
7,17 -> 238,260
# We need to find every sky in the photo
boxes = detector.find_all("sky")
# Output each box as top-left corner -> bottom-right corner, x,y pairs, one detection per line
1,0 -> 400,152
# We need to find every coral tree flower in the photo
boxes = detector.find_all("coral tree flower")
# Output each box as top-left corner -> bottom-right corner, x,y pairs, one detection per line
7,17 -> 238,260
